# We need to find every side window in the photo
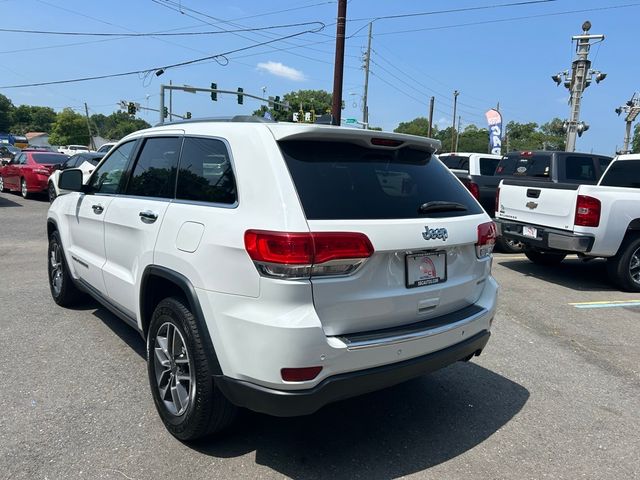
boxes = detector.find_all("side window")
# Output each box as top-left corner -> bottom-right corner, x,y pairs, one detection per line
126,137 -> 181,198
65,156 -> 79,168
19,153 -> 27,165
88,141 -> 136,194
598,157 -> 612,177
176,137 -> 237,205
600,160 -> 640,188
479,158 -> 500,176
12,153 -> 25,164
565,155 -> 596,182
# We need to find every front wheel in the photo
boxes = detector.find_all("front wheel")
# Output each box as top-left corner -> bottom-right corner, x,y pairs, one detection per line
523,246 -> 566,266
48,230 -> 83,306
21,178 -> 30,199
606,234 -> 640,292
147,297 -> 237,441
48,182 -> 57,203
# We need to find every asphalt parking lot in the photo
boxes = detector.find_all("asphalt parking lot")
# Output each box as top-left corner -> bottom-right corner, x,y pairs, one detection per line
1,192 -> 638,480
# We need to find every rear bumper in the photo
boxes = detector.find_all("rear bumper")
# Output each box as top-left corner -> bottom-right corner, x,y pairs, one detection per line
215,330 -> 490,417
495,218 -> 594,252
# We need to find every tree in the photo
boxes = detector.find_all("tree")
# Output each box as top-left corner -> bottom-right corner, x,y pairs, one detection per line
456,124 -> 491,153
632,123 -> 640,153
48,108 -> 89,146
10,105 -> 57,134
393,117 -> 431,137
90,111 -> 150,140
0,94 -> 14,132
505,119 -> 566,151
252,89 -> 332,122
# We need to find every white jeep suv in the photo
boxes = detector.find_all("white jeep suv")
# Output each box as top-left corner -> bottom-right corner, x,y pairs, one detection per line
47,117 -> 498,441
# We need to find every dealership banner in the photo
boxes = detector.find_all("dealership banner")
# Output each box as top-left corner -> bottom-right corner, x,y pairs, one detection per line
485,109 -> 503,154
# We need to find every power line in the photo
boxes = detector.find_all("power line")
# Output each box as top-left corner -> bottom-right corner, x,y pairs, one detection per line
0,24 -> 325,89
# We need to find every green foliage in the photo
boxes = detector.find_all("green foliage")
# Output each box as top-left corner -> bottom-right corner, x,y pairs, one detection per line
0,94 -> 14,132
505,118 -> 565,151
48,108 -> 89,146
631,123 -> 640,153
10,105 -> 57,134
90,111 -> 150,140
252,89 -> 332,122
393,117 -> 430,137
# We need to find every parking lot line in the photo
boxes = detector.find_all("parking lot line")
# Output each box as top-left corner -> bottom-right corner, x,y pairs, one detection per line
569,300 -> 640,309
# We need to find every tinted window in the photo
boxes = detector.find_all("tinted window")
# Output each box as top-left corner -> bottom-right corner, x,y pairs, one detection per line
479,157 -> 500,176
280,141 -> 482,220
598,156 -> 612,175
88,141 -> 136,194
176,137 -> 237,204
565,155 -> 596,182
126,137 -> 181,198
64,155 -> 81,168
32,153 -> 66,164
496,153 -> 550,178
440,155 -> 469,171
600,160 -> 640,188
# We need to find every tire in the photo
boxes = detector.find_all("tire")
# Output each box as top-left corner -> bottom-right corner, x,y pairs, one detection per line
523,246 -> 566,266
21,178 -> 30,199
147,297 -> 237,441
606,234 -> 640,292
48,230 -> 84,307
48,182 -> 57,203
0,175 -> 5,192
496,236 -> 524,254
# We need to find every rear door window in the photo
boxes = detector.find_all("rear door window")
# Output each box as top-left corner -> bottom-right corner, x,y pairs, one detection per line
279,140 -> 482,220
564,155 -> 597,183
479,157 -> 500,176
439,155 -> 469,171
599,160 -> 640,188
126,137 -> 181,199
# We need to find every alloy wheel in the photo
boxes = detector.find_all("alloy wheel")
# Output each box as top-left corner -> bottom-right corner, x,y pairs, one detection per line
0,176 -> 4,192
153,322 -> 194,416
629,246 -> 640,285
21,179 -> 27,198
49,242 -> 64,296
48,183 -> 57,203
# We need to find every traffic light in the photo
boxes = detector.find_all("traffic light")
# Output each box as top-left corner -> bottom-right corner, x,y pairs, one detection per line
185,112 -> 192,119
211,83 -> 217,101
237,87 -> 244,105
163,106 -> 168,119
274,95 -> 280,111
127,102 -> 136,115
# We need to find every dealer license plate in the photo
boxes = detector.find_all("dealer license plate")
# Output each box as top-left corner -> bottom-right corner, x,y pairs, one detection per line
405,251 -> 447,288
522,225 -> 538,238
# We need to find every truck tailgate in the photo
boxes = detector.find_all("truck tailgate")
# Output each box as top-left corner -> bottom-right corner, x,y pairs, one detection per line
497,179 -> 579,230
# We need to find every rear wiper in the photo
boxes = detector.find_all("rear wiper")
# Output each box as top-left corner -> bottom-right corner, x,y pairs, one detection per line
418,201 -> 468,213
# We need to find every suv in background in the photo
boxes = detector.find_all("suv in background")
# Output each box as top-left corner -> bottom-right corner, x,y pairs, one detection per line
47,151 -> 104,202
47,118 -> 498,440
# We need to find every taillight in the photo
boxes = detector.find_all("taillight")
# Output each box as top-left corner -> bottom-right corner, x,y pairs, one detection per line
495,186 -> 500,214
244,230 -> 374,279
281,366 -> 322,382
574,195 -> 600,227
33,168 -> 50,175
462,180 -> 480,200
476,222 -> 497,259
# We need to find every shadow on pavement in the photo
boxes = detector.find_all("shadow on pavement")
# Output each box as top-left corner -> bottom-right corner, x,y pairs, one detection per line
498,257 -> 615,292
194,362 -> 529,479
0,195 -> 23,207
91,305 -> 146,359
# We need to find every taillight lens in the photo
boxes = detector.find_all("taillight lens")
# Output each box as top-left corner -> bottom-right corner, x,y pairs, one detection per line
34,168 -> 50,175
462,180 -> 480,200
574,195 -> 600,227
495,186 -> 500,214
244,230 -> 374,279
476,222 -> 497,259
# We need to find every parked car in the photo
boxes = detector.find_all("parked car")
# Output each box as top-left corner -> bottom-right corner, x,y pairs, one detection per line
25,145 -> 57,152
47,117 -> 498,440
495,154 -> 640,290
96,142 -> 116,154
439,152 -> 521,252
47,151 -> 104,202
0,150 -> 68,198
0,145 -> 21,165
58,144 -> 90,156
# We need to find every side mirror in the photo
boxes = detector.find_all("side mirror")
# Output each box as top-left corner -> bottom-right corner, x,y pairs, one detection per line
59,168 -> 83,191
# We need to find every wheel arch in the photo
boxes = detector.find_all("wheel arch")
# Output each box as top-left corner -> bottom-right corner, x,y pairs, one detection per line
140,265 -> 222,375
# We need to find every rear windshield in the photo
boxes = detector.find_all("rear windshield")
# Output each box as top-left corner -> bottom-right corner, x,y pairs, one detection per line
496,153 -> 551,179
599,160 -> 640,188
440,155 -> 469,171
33,153 -> 66,164
279,140 -> 483,220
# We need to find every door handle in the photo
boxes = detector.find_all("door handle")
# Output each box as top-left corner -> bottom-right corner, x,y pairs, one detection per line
92,204 -> 104,214
139,210 -> 158,223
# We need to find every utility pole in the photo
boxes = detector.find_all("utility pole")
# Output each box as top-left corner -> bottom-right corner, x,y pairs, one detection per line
450,90 -> 459,152
169,79 -> 173,120
551,21 -> 606,152
455,115 -> 461,152
83,102 -> 95,150
615,93 -> 640,154
331,0 -> 347,126
427,96 -> 434,137
361,22 -> 372,129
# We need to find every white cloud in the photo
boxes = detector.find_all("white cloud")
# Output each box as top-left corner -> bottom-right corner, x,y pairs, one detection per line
256,61 -> 306,81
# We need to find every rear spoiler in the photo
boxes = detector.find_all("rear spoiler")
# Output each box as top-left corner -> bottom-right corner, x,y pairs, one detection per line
267,124 -> 441,154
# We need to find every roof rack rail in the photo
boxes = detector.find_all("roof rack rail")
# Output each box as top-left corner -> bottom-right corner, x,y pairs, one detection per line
154,115 -> 276,127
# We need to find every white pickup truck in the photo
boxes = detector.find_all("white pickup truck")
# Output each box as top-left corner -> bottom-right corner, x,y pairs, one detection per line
495,154 -> 640,291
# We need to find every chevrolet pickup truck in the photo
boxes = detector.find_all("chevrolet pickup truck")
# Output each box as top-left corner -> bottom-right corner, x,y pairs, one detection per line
495,154 -> 640,291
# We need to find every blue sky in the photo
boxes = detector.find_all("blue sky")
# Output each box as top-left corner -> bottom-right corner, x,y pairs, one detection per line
1,0 -> 638,154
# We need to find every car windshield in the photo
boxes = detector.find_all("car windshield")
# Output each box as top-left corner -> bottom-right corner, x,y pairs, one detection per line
32,153 -> 67,164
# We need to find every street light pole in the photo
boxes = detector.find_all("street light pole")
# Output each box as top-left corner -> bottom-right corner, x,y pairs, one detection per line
615,94 -> 640,154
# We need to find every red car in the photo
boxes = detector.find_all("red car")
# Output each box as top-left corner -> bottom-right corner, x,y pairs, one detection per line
0,150 -> 68,199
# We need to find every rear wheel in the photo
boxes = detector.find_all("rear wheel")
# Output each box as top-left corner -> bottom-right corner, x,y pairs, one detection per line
0,175 -> 5,192
48,182 -> 57,203
496,236 -> 524,254
147,297 -> 237,441
48,230 -> 83,307
21,178 -> 30,199
523,246 -> 566,266
606,234 -> 640,292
